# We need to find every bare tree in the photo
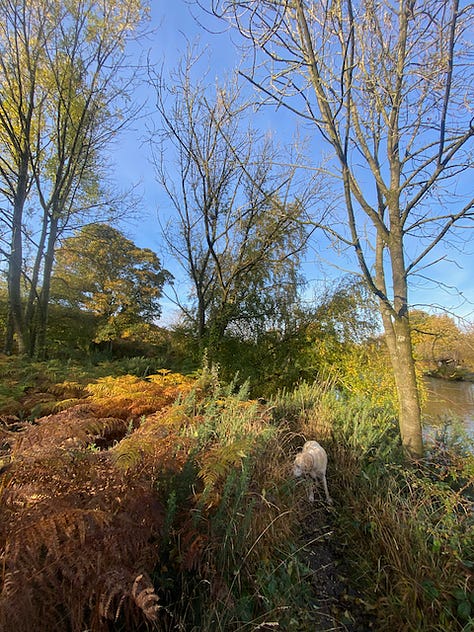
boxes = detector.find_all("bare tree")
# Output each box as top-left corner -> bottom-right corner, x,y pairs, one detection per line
150,54 -> 315,350
209,0 -> 474,457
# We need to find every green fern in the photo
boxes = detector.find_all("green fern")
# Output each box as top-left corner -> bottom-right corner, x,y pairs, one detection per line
198,438 -> 252,492
52,397 -> 84,413
110,438 -> 155,470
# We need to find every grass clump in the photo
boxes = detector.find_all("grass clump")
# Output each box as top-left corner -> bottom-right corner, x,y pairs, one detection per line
327,403 -> 472,631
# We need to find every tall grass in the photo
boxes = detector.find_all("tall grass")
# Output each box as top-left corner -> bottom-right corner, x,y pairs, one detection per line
274,381 -> 474,631
154,370 -> 319,630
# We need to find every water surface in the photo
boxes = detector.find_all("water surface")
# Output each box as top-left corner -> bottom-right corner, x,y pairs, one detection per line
423,377 -> 474,439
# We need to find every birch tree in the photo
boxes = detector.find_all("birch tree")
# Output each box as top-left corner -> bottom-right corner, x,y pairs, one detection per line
210,0 -> 474,457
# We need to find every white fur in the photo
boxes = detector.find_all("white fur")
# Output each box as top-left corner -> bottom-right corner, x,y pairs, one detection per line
293,440 -> 332,504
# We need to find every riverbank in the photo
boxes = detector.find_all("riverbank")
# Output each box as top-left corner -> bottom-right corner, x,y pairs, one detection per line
424,367 -> 474,382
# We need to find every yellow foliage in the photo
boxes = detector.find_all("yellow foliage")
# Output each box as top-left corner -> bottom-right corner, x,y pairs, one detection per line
109,405 -> 193,475
147,370 -> 195,390
86,373 -> 195,420
52,397 -> 84,412
87,375 -> 147,397
335,342 -> 397,410
48,381 -> 88,399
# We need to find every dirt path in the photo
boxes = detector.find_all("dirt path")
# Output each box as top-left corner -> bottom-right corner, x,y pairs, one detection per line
300,500 -> 376,631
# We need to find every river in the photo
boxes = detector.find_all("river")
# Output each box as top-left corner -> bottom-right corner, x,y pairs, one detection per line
423,377 -> 474,440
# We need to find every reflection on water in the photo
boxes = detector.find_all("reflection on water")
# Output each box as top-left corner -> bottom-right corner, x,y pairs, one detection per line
422,377 -> 474,438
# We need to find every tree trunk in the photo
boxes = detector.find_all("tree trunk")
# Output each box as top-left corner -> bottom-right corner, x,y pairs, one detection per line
4,311 -> 14,356
381,306 -> 423,458
6,183 -> 28,355
34,216 -> 58,359
25,208 -> 49,355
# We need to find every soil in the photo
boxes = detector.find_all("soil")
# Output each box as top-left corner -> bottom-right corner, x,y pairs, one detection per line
299,498 -> 377,631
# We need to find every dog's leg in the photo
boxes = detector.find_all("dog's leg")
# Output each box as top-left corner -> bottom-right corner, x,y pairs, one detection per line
321,474 -> 332,504
307,473 -> 317,502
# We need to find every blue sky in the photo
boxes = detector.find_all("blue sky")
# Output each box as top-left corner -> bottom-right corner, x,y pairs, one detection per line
113,0 -> 474,325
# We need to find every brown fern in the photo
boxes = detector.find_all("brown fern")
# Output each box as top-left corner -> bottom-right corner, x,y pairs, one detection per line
0,372 -> 207,632
109,404 -> 193,476
0,370 -> 293,631
0,471 -> 164,631
0,404 -> 166,631
13,405 -> 129,458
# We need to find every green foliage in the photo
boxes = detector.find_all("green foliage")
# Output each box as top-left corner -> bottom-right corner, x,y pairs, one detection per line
46,304 -> 98,355
452,587 -> 474,625
331,395 -> 401,460
183,275 -> 386,398
51,223 -> 171,342
254,555 -> 315,629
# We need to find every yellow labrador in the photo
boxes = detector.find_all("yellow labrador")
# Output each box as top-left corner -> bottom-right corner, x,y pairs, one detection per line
293,440 -> 332,504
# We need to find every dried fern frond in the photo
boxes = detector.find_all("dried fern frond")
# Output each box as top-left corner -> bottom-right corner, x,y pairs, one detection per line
178,526 -> 210,573
131,573 -> 160,622
0,422 -> 26,456
97,569 -> 159,624
13,406 -> 129,458
0,370 -> 215,631
0,464 -> 164,632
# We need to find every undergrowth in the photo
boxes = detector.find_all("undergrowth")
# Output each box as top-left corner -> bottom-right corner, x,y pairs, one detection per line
0,357 -> 472,631
285,382 -> 474,632
0,359 -> 316,631
0,355 -> 178,420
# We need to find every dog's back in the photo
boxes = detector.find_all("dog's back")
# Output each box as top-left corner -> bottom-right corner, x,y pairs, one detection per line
301,441 -> 327,474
